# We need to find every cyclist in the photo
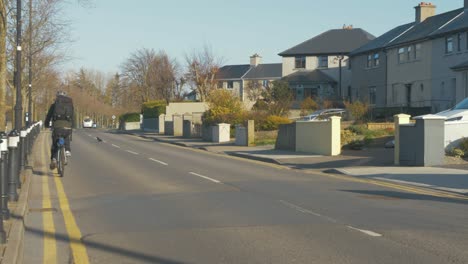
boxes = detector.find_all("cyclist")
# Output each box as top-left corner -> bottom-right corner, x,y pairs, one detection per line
45,91 -> 74,170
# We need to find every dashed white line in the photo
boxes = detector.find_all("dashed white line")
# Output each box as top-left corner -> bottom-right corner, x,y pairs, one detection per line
347,226 -> 382,237
189,172 -> 221,184
112,144 -> 121,149
279,200 -> 338,223
126,150 -> 139,155
149,158 -> 168,166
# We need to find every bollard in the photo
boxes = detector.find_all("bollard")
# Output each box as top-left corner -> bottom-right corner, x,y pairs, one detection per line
0,133 -> 7,243
0,133 -> 9,220
8,130 -> 19,202
20,128 -> 27,171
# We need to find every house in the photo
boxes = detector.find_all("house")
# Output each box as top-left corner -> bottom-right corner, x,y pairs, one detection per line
350,1 -> 468,116
278,27 -> 375,103
215,54 -> 282,107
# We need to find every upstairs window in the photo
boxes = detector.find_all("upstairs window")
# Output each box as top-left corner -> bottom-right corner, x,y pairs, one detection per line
262,80 -> 269,87
458,33 -> 463,52
373,53 -> 380,67
318,56 -> 328,68
366,54 -> 372,68
407,46 -> 413,61
446,36 -> 454,53
295,56 -> 306,69
398,47 -> 406,63
415,43 -> 422,59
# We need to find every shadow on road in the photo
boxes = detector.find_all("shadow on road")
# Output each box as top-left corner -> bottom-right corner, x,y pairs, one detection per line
341,190 -> 468,205
24,225 -> 187,264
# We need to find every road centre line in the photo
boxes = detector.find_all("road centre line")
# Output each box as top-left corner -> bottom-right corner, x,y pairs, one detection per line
149,158 -> 168,166
347,226 -> 382,237
112,144 -> 121,149
279,200 -> 338,223
126,150 -> 139,155
189,172 -> 221,183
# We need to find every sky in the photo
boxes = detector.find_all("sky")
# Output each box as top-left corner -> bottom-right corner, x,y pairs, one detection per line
62,0 -> 463,75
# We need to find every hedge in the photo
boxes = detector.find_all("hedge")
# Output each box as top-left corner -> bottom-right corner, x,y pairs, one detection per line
119,112 -> 140,122
141,100 -> 166,119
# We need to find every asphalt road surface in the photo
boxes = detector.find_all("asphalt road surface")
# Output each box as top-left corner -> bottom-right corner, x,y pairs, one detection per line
22,129 -> 468,264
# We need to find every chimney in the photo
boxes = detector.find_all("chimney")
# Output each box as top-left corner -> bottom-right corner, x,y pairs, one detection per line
250,53 -> 262,67
415,2 -> 436,23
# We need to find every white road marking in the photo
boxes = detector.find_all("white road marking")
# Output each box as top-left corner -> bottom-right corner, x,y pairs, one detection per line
279,200 -> 338,223
126,150 -> 139,155
347,226 -> 382,237
149,158 -> 168,166
112,144 -> 121,149
189,172 -> 221,184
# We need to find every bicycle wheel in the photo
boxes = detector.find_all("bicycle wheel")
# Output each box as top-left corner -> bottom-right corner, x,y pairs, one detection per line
58,146 -> 65,177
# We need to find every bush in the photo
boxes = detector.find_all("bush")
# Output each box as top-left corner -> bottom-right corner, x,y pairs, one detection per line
459,138 -> 468,153
344,101 -> 369,123
203,89 -> 246,126
300,97 -> 318,116
252,100 -> 269,111
142,100 -> 166,119
448,148 -> 465,158
341,129 -> 359,146
258,115 -> 292,131
119,112 -> 140,122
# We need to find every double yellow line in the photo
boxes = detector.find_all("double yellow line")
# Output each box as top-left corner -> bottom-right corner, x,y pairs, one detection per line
41,134 -> 90,264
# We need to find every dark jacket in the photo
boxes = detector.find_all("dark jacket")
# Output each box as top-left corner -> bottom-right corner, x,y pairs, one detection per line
45,97 -> 74,129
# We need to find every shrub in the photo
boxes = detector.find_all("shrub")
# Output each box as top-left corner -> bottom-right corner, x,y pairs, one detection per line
341,129 -> 359,146
119,112 -> 140,122
252,100 -> 269,111
300,97 -> 319,116
258,115 -> 292,131
344,100 -> 369,123
459,138 -> 468,153
203,89 -> 246,126
141,100 -> 166,119
449,148 -> 465,158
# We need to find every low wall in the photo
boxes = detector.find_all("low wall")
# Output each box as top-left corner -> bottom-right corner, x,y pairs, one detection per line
173,115 -> 183,136
166,102 -> 208,117
123,122 -> 140,131
367,122 -> 394,130
142,118 -> 158,131
295,116 -> 341,156
165,121 -> 174,135
445,121 -> 468,150
275,123 -> 296,151
202,125 -> 213,141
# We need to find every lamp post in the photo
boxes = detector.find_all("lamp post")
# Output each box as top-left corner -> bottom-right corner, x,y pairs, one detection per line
14,0 -> 22,131
27,0 -> 32,126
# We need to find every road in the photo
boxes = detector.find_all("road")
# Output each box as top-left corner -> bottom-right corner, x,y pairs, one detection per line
22,129 -> 468,264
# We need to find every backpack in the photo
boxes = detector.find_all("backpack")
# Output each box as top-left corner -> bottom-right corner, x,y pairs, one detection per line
53,95 -> 73,121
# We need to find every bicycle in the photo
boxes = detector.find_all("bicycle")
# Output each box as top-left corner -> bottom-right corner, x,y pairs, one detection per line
56,136 -> 67,177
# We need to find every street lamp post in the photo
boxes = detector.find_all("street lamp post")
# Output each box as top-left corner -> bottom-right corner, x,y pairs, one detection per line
27,0 -> 32,126
14,0 -> 22,131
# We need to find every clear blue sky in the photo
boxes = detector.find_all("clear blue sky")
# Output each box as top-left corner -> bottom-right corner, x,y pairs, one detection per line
63,0 -> 462,75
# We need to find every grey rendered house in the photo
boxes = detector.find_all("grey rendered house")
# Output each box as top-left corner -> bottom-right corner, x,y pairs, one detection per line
216,54 -> 282,107
278,27 -> 375,103
350,1 -> 468,116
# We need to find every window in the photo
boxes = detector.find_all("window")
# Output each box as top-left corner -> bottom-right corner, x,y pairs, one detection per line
373,53 -> 380,67
366,54 -> 372,68
446,36 -> 454,53
407,45 -> 413,61
369,86 -> 376,105
227,81 -> 234,89
295,56 -> 306,69
415,43 -> 422,59
262,80 -> 269,87
318,56 -> 328,68
398,47 -> 406,63
218,81 -> 223,89
458,33 -> 462,52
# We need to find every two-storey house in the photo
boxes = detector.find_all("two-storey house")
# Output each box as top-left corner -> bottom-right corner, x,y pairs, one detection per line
351,1 -> 468,115
278,27 -> 375,103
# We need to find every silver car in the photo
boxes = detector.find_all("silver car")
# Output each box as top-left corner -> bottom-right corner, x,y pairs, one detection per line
437,98 -> 468,122
302,108 -> 346,121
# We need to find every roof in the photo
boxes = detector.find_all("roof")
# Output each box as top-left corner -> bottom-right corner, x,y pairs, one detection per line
430,10 -> 468,37
279,28 -> 375,57
216,64 -> 251,80
452,60 -> 468,71
282,70 -> 337,84
388,8 -> 465,47
349,22 -> 415,56
243,63 -> 282,79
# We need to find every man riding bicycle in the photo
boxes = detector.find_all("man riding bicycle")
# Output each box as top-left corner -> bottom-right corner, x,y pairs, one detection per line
45,91 -> 74,170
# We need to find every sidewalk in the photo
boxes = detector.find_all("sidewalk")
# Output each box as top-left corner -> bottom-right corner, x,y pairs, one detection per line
124,130 -> 468,196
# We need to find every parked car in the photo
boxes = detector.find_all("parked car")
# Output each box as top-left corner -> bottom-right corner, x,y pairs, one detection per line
83,117 -> 93,128
301,108 -> 346,121
436,97 -> 468,122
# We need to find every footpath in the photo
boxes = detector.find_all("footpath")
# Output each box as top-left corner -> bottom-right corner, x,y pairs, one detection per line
125,130 -> 468,196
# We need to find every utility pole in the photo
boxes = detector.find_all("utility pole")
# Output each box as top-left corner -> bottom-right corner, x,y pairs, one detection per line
14,0 -> 22,131
27,0 -> 32,126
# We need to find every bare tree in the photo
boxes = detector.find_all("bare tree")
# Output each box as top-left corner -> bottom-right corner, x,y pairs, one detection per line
185,45 -> 222,102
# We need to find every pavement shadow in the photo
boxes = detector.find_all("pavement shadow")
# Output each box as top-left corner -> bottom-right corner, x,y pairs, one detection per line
341,189 -> 468,205
24,225 -> 187,264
